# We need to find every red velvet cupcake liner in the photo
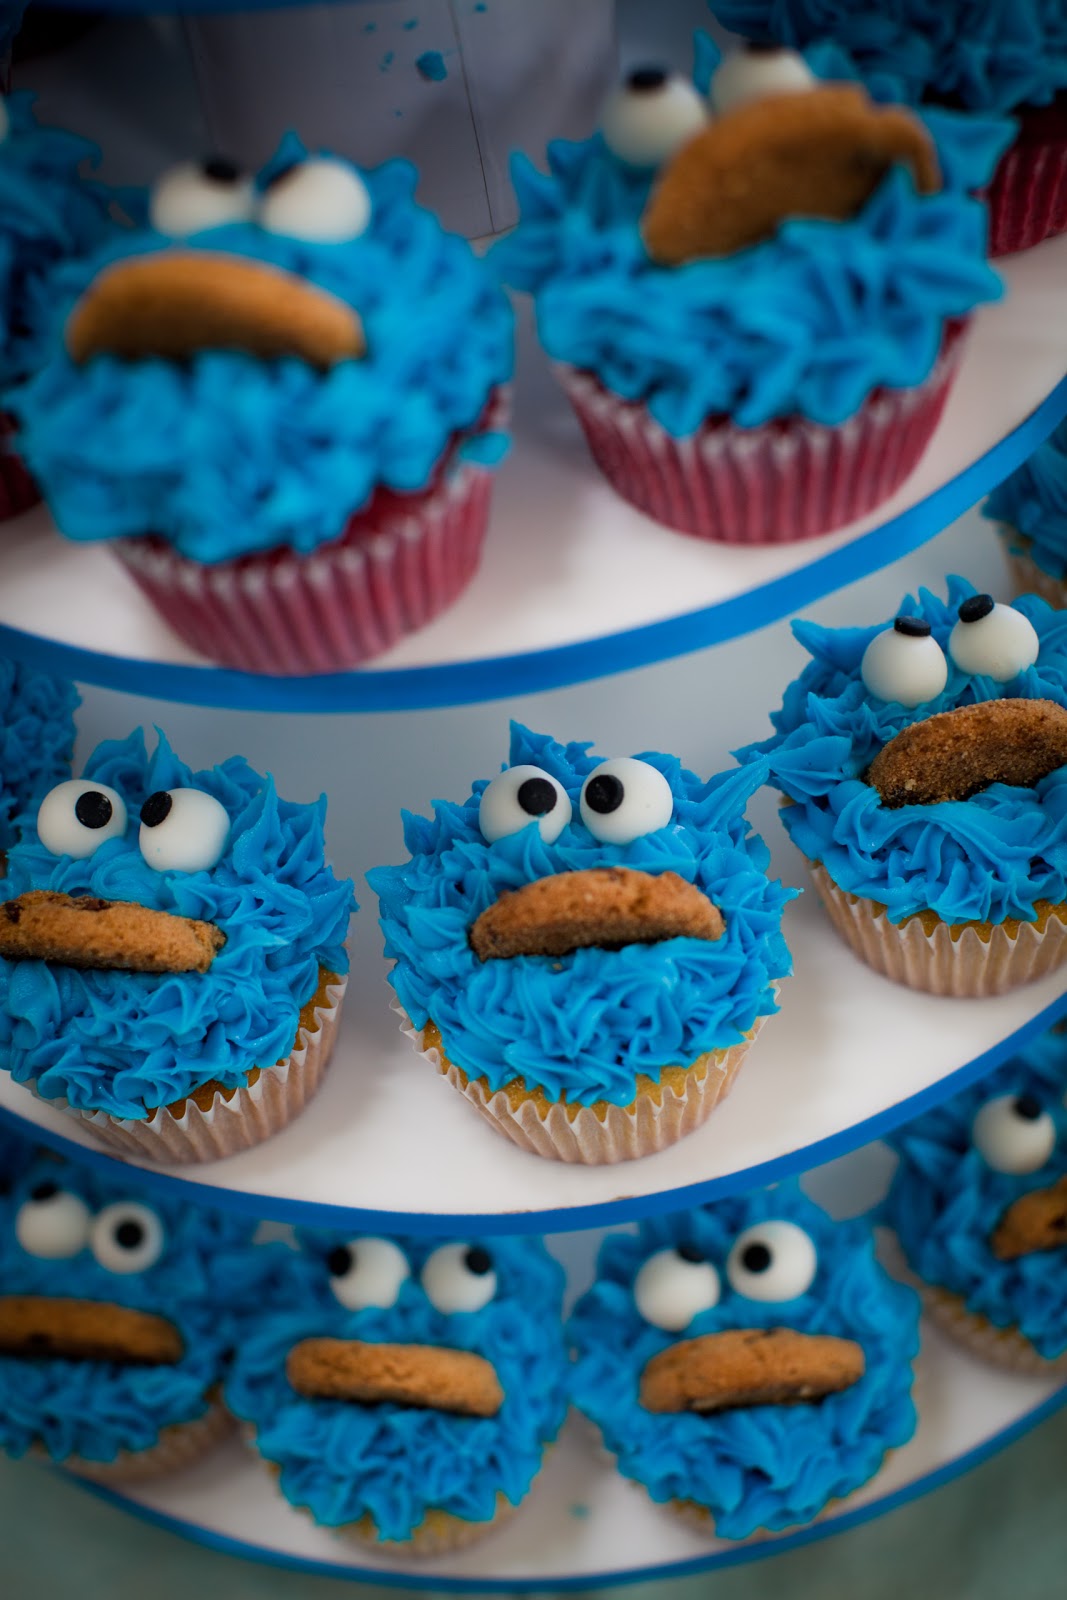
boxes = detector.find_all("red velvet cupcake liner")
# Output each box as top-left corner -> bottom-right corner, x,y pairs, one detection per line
987,101 -> 1067,257
557,326 -> 966,546
0,412 -> 40,521
115,391 -> 509,676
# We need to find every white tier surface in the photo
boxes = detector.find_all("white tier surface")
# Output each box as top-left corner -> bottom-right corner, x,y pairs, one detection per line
1,237 -> 1067,691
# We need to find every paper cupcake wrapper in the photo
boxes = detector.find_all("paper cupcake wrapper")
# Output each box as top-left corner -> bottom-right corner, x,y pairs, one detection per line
114,391 -> 509,675
922,1287 -> 1067,1377
996,524 -> 1067,610
810,866 -> 1067,997
397,1003 -> 763,1165
556,328 -> 964,546
42,975 -> 347,1166
51,1395 -> 233,1484
0,412 -> 39,521
987,111 -> 1067,257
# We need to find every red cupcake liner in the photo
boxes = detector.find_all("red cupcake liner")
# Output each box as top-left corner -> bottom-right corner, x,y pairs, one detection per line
0,412 -> 40,521
987,97 -> 1067,257
556,326 -> 965,546
115,390 -> 509,676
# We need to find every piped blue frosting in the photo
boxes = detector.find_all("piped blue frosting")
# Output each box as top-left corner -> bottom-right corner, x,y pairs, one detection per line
492,38 -> 1007,435
709,2 -> 1067,113
0,728 -> 356,1118
0,1151 -> 263,1464
0,661 -> 78,855
367,725 -> 795,1108
12,138 -> 513,563
225,1232 -> 568,1539
738,578 -> 1067,925
986,420 -> 1067,581
568,1184 -> 919,1539
884,1037 -> 1067,1358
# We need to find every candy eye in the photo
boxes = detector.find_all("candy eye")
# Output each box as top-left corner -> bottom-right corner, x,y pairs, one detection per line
149,157 -> 256,237
258,158 -> 372,244
90,1202 -> 165,1274
860,616 -> 949,708
633,1243 -> 721,1332
972,1092 -> 1056,1174
421,1242 -> 498,1315
479,765 -> 573,845
726,1221 -> 818,1302
579,758 -> 674,844
37,779 -> 128,860
137,788 -> 231,874
327,1236 -> 410,1311
948,596 -> 1040,682
710,43 -> 817,116
600,66 -> 709,168
15,1181 -> 91,1259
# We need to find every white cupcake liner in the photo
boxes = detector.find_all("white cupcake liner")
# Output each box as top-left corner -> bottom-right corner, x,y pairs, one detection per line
36,975 -> 347,1166
996,523 -> 1067,611
395,1001 -> 764,1165
922,1287 -> 1067,1377
49,1394 -> 233,1484
810,867 -> 1067,997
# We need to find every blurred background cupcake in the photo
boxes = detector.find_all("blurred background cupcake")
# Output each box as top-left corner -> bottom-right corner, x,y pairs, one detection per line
986,420 -> 1067,609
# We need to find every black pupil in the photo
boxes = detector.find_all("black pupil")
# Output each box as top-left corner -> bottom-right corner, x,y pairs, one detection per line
517,777 -> 557,818
74,791 -> 113,831
201,155 -> 241,184
675,1242 -> 704,1264
893,616 -> 931,639
958,594 -> 995,624
1014,1093 -> 1043,1122
140,791 -> 173,829
585,773 -> 625,815
327,1245 -> 354,1277
741,1242 -> 772,1274
745,39 -> 784,54
115,1220 -> 144,1250
465,1246 -> 493,1276
627,66 -> 667,92
30,1181 -> 58,1202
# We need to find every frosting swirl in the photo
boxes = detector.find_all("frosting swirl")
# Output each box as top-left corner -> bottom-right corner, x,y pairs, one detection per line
986,420 -> 1067,581
0,661 -> 78,855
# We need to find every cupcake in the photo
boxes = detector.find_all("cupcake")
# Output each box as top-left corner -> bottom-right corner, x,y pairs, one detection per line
884,1033 -> 1067,1373
569,1184 -> 919,1539
709,3 -> 1067,254
12,139 -> 513,675
0,660 -> 78,861
740,577 -> 1067,996
0,1149 -> 263,1479
226,1229 -> 568,1554
493,35 -> 1006,544
985,420 -> 1067,609
368,724 -> 794,1165
0,727 -> 355,1162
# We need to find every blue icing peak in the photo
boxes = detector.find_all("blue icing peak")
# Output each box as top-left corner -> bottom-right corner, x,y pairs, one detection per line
0,728 -> 356,1118
0,93 -> 117,391
225,1231 -> 568,1539
739,577 -> 1067,924
492,38 -> 1007,434
884,1033 -> 1067,1358
0,1151 -> 262,1464
568,1185 -> 919,1539
708,2 -> 1067,113
13,140 -> 513,563
367,724 -> 795,1107
0,661 -> 78,855
986,420 -> 1067,580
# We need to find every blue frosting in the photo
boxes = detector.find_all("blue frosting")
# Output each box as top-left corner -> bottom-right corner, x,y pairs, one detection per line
0,93 -> 116,392
12,138 -> 513,563
225,1232 -> 568,1539
709,2 -> 1067,113
569,1184 -> 919,1539
738,578 -> 1067,925
884,1039 -> 1067,1357
0,728 -> 356,1118
0,1120 -> 36,1188
367,725 -> 794,1108
0,661 -> 78,855
492,39 -> 1007,434
986,420 -> 1067,581
0,1151 -> 262,1464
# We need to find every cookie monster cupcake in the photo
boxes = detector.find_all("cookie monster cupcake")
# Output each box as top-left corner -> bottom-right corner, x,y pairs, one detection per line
226,1229 -> 568,1554
741,577 -> 1067,996
710,3 -> 1067,254
368,725 -> 794,1164
0,660 -> 78,863
0,1149 -> 264,1478
493,35 -> 1007,545
569,1183 -> 919,1538
985,420 -> 1067,610
12,138 -> 513,675
884,1037 -> 1067,1373
0,92 -> 116,518
0,727 -> 355,1162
